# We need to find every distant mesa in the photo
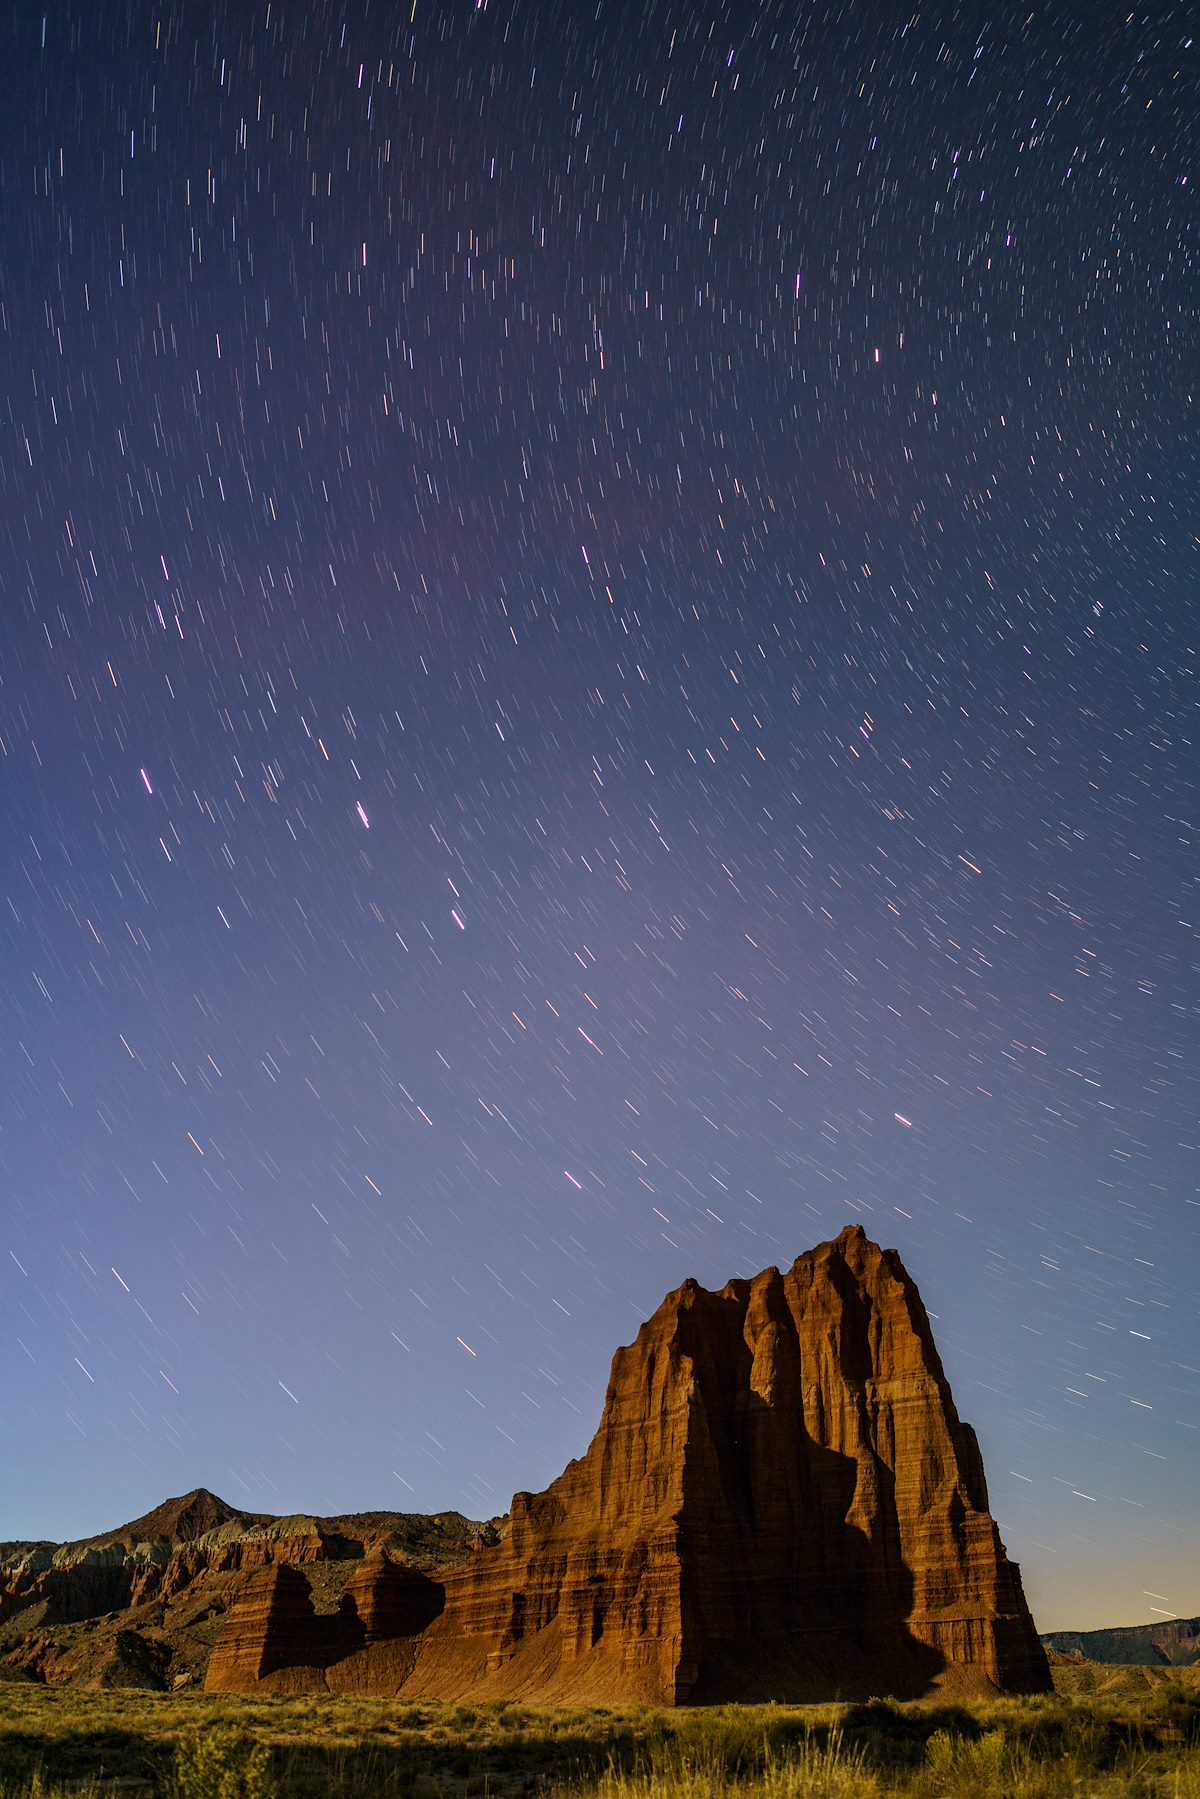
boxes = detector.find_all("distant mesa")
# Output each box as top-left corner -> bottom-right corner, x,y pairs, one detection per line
4,1227 -> 1050,1701
1042,1618 -> 1200,1669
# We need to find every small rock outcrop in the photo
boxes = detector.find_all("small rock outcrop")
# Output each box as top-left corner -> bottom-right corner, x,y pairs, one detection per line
203,1564 -> 322,1690
205,1227 -> 1050,1702
344,1553 -> 445,1644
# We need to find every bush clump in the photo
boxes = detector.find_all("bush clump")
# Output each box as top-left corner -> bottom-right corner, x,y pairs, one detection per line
1145,1679 -> 1200,1743
172,1730 -> 277,1799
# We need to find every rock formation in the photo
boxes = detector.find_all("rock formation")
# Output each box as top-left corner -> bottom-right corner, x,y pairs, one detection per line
202,1564 -> 324,1691
204,1226 -> 1049,1702
0,1497 -> 496,1689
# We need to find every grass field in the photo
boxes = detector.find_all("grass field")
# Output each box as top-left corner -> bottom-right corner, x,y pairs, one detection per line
0,1679 -> 1197,1798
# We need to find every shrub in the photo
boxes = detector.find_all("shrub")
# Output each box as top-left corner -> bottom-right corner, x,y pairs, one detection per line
761,1734 -> 880,1798
172,1730 -> 276,1799
1145,1681 -> 1200,1744
922,1727 -> 1010,1796
648,1710 -> 772,1775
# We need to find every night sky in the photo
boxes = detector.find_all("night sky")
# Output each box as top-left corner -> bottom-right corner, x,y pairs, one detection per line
1,0 -> 1196,1635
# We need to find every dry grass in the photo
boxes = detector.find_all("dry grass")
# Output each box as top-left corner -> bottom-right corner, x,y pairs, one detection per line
0,1680 -> 1196,1798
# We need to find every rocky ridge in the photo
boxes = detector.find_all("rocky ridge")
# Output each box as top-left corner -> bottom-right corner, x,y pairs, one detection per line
0,1498 -> 498,1688
1042,1618 -> 1200,1669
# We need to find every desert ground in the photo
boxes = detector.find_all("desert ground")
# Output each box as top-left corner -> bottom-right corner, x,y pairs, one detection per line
1,1663 -> 1198,1799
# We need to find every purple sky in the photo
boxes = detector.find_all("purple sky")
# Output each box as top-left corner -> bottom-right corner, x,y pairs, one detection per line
1,0 -> 1196,1634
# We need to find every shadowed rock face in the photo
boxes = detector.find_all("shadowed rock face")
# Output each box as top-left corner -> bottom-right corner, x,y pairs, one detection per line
201,1564 -> 320,1688
205,1227 -> 1050,1703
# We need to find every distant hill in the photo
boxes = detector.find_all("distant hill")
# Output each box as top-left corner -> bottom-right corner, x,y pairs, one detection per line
75,1486 -> 272,1549
1042,1618 -> 1200,1668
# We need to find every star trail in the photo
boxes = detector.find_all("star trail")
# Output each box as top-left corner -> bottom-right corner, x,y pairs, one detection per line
0,1 -> 1196,1632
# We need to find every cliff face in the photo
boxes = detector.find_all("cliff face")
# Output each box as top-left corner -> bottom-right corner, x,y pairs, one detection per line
205,1227 -> 1049,1702
664,1225 -> 1047,1700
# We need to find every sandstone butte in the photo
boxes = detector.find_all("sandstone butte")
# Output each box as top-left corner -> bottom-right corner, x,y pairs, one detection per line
203,1226 -> 1050,1702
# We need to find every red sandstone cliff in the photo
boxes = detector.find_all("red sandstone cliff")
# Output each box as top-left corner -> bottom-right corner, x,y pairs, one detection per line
205,1226 -> 1050,1702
